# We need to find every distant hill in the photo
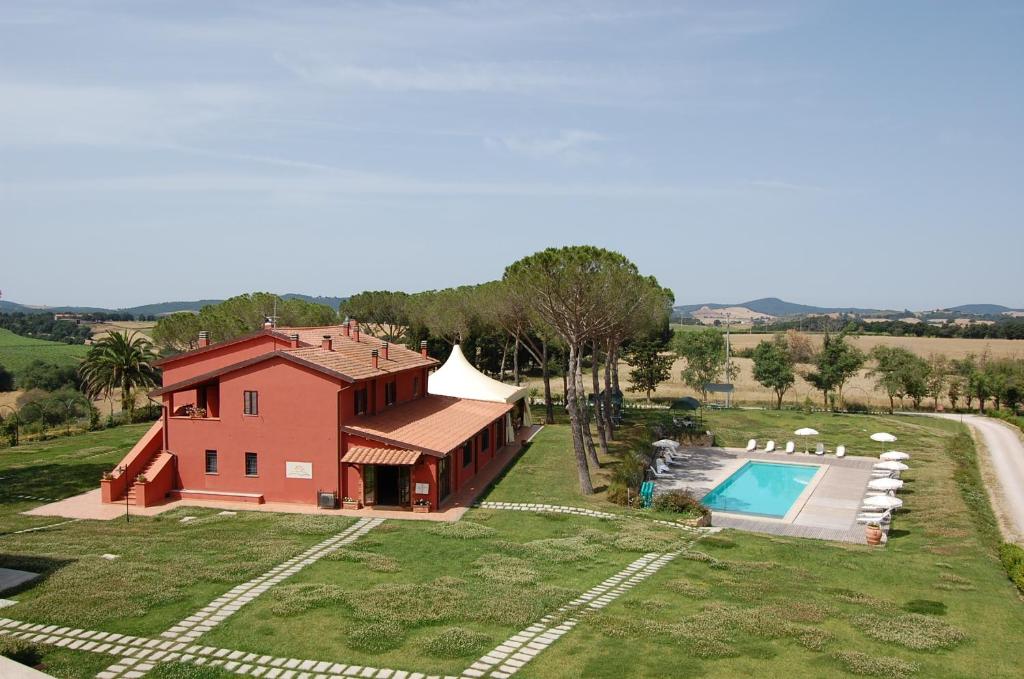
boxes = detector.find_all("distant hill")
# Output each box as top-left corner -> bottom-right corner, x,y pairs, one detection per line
0,294 -> 346,317
675,297 -> 889,318
945,304 -> 1022,316
281,293 -> 346,310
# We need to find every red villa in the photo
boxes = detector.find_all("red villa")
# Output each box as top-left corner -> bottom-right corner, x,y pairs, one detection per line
100,320 -> 531,512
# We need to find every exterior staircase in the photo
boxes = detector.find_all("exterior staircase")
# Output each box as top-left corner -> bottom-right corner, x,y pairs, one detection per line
119,453 -> 165,503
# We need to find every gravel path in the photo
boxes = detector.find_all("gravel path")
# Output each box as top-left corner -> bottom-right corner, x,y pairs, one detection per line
933,414 -> 1024,544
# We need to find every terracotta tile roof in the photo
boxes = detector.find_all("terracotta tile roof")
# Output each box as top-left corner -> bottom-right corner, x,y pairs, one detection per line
343,396 -> 513,457
343,446 -> 421,465
278,325 -> 438,380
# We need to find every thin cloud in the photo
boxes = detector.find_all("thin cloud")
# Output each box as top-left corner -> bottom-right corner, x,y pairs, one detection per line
486,129 -> 607,163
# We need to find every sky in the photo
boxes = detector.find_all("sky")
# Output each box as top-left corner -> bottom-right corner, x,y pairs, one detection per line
1,1 -> 1022,311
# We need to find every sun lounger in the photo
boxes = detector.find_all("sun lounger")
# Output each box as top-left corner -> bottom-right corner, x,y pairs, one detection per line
639,481 -> 655,508
815,442 -> 825,456
648,465 -> 672,480
836,445 -> 846,458
785,441 -> 795,454
856,510 -> 892,524
654,459 -> 672,474
746,439 -> 757,452
764,440 -> 776,452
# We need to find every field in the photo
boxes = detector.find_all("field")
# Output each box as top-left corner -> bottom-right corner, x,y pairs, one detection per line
87,320 -> 157,342
526,333 -> 1024,409
0,328 -> 88,375
1,411 -> 1023,677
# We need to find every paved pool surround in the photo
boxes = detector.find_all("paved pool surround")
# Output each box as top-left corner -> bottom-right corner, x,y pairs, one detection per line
655,447 -> 880,543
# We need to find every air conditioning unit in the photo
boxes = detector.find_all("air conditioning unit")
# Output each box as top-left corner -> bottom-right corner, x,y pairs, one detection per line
317,491 -> 338,509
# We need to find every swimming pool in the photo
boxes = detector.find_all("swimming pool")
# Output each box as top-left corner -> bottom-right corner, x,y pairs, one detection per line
700,461 -> 820,518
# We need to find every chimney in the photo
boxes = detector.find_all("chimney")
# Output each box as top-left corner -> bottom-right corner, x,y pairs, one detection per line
381,341 -> 389,360
322,335 -> 333,351
263,319 -> 273,330
289,333 -> 300,349
198,331 -> 210,348
343,322 -> 351,338
420,340 -> 428,358
353,323 -> 360,343
371,349 -> 379,370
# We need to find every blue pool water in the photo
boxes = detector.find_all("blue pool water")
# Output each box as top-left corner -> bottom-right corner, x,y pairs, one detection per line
701,461 -> 819,517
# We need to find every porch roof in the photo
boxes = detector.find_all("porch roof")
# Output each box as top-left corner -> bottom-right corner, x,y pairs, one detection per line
343,446 -> 421,466
342,395 -> 513,457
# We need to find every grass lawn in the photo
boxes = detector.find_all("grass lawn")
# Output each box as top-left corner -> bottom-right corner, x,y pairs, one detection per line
0,327 -> 88,374
2,410 -> 1023,678
489,409 -> 1024,677
202,510 -> 689,676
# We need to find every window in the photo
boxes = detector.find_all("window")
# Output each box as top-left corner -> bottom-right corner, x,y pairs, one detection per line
205,450 -> 218,474
413,376 -> 420,397
480,428 -> 490,452
244,390 -> 258,415
385,381 -> 397,406
354,388 -> 368,415
245,452 -> 258,476
462,440 -> 473,468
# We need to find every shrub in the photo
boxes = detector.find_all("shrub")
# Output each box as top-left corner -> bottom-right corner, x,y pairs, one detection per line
999,542 -> 1024,592
831,651 -> 919,678
346,622 -> 404,652
652,490 -> 708,517
268,583 -> 348,616
472,554 -> 538,585
420,627 -> 491,658
605,480 -> 632,506
0,638 -> 42,667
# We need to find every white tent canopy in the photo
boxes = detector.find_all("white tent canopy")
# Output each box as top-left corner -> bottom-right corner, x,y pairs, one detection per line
428,344 -> 532,440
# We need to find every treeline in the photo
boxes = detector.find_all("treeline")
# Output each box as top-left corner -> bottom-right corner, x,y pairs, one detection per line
734,315 -> 1024,339
0,313 -> 92,344
736,328 -> 1024,414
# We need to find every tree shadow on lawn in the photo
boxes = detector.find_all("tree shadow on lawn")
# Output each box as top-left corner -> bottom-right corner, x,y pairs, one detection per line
0,461 -> 109,502
0,553 -> 72,597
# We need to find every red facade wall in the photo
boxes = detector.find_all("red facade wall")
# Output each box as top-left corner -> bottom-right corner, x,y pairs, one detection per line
166,357 -> 343,504
162,334 -> 292,385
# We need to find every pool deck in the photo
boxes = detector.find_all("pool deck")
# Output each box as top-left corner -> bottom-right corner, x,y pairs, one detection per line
655,447 -> 880,543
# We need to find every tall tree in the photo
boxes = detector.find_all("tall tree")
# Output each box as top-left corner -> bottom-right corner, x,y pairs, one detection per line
341,290 -> 411,340
673,328 -> 730,404
504,246 -> 647,494
803,332 -> 865,410
79,331 -> 159,422
624,340 -> 673,402
751,334 -> 795,409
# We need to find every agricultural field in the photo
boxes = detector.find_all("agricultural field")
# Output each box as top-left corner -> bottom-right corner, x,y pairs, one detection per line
526,332 -> 1024,409
0,328 -> 88,375
1,411 -> 1023,678
87,320 -> 157,342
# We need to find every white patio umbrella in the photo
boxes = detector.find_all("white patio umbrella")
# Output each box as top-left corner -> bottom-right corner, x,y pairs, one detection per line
868,478 -> 904,492
879,451 -> 911,462
794,427 -> 819,453
870,432 -> 897,443
863,495 -> 903,510
873,461 -> 909,472
653,439 -> 680,450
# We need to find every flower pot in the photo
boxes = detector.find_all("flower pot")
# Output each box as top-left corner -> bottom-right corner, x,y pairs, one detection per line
865,524 -> 883,546
412,504 -> 430,513
342,501 -> 360,510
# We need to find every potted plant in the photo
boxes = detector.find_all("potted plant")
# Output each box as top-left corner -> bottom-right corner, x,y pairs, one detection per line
341,496 -> 360,510
865,521 -> 883,546
189,406 -> 207,419
413,498 -> 431,513
135,473 -> 148,484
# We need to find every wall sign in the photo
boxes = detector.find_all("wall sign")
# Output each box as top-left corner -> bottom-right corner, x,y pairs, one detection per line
415,482 -> 430,495
285,461 -> 313,479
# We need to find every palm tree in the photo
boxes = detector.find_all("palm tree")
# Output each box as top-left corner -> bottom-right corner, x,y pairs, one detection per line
79,331 -> 159,423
